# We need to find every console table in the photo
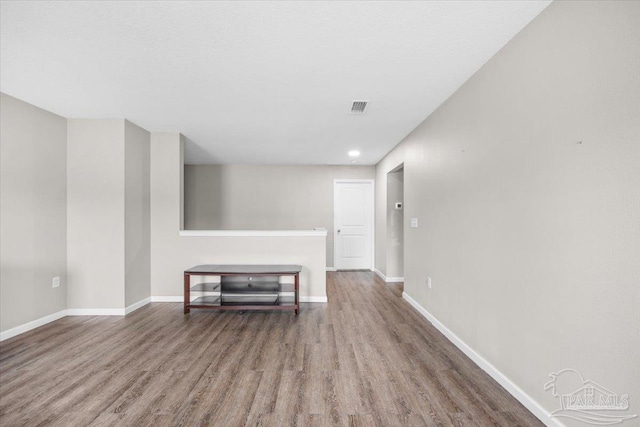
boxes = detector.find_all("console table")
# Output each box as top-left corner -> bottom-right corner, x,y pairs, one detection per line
183,264 -> 302,315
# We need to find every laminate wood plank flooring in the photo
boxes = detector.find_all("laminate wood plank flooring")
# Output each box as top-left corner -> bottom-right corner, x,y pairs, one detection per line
0,272 -> 543,426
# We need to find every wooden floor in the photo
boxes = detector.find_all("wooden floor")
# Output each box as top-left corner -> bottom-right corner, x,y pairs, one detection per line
0,272 -> 542,426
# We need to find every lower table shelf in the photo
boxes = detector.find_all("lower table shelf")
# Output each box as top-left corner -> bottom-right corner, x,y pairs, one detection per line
190,294 -> 296,307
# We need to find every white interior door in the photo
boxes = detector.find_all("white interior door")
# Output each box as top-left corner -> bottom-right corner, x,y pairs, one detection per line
334,180 -> 374,270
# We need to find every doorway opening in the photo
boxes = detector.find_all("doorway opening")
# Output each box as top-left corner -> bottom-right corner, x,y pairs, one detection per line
386,164 -> 404,281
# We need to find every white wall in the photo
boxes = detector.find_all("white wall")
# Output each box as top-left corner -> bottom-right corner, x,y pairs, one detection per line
184,164 -> 375,267
152,134 -> 327,300
124,120 -> 151,307
376,0 -> 640,422
67,119 -> 126,310
0,94 -> 67,332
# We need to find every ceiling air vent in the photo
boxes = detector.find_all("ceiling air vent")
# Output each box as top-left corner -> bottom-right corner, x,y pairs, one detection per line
350,100 -> 368,114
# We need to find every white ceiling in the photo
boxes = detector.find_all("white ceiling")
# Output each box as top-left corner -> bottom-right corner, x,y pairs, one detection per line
0,1 -> 551,165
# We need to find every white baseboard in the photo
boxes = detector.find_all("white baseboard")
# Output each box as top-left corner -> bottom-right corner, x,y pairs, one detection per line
151,296 -> 183,302
374,268 -> 386,281
125,297 -> 151,315
326,267 -> 337,272
401,291 -> 562,427
373,268 -> 404,283
67,308 -> 125,316
0,310 -> 67,342
300,296 -> 328,303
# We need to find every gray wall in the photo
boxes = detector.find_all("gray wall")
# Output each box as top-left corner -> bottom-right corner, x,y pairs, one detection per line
124,120 -> 151,306
151,135 -> 327,299
0,94 -> 67,332
376,0 -> 639,421
67,119 -> 126,310
385,168 -> 404,278
184,164 -> 375,268
67,119 -> 152,310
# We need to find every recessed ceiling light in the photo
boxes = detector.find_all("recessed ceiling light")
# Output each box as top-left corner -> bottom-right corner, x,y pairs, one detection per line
348,150 -> 360,157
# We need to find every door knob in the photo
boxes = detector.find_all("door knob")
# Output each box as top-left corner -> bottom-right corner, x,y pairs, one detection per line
337,229 -> 341,233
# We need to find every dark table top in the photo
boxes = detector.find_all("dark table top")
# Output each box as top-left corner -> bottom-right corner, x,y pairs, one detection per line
185,264 -> 302,274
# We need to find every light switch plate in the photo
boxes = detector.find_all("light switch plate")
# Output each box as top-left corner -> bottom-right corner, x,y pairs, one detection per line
410,218 -> 418,228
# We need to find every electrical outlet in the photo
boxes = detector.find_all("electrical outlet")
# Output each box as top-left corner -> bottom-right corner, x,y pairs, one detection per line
427,276 -> 432,289
52,276 -> 60,288
411,218 -> 418,228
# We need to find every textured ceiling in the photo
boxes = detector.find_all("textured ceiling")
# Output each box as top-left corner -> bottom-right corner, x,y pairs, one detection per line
0,1 -> 551,165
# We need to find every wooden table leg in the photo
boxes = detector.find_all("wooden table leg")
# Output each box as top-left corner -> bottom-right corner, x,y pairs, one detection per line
184,273 -> 190,314
294,273 -> 299,315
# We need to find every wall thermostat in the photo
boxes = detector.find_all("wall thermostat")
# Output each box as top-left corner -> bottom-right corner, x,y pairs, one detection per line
395,202 -> 403,209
